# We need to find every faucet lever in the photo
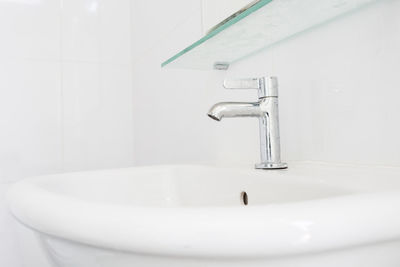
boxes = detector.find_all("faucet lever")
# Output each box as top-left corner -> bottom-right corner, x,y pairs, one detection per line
223,77 -> 278,98
223,78 -> 261,90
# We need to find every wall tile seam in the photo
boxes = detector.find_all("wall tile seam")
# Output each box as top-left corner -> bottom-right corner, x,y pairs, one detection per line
128,0 -> 136,165
59,0 -> 65,173
0,181 -> 16,186
0,57 -> 132,66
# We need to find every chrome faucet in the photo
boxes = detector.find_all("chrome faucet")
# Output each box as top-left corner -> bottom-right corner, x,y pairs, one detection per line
207,76 -> 287,169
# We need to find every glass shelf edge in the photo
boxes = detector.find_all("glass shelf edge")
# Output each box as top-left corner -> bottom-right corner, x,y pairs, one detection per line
161,0 -> 274,68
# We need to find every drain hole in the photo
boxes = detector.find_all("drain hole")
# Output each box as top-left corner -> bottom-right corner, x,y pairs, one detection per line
240,191 -> 248,206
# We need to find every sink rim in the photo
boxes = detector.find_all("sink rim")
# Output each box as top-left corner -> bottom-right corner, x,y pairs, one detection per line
7,162 -> 400,258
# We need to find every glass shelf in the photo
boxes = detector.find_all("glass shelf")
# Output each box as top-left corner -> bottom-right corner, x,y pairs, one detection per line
162,0 -> 379,70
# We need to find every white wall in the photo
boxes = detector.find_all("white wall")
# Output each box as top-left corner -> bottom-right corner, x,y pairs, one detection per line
131,0 -> 400,168
130,0 -> 224,166
0,0 -> 134,266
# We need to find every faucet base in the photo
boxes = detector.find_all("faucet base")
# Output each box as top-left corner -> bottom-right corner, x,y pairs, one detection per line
255,162 -> 288,170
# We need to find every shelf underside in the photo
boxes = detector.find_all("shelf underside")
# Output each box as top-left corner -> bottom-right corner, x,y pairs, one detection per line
162,0 -> 380,70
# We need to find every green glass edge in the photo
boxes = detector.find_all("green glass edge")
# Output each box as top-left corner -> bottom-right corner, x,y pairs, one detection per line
161,0 -> 274,68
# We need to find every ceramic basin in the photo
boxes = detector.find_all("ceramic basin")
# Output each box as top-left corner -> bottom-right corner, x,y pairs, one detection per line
7,162 -> 400,267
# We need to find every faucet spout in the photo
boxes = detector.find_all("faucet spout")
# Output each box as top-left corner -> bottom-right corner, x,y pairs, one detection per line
207,102 -> 263,121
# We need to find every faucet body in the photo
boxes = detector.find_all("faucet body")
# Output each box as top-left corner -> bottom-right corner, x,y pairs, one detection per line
207,77 -> 287,169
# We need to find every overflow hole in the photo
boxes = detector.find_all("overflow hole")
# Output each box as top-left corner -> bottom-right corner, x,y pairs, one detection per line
240,191 -> 248,206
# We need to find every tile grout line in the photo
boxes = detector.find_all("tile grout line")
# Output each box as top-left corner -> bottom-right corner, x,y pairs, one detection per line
0,57 -> 132,66
59,0 -> 65,172
128,0 -> 136,165
200,0 -> 205,34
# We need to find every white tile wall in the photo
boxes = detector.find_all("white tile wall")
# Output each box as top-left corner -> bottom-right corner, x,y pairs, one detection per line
130,0 -> 226,165
61,0 -> 101,62
0,0 -> 61,60
61,0 -> 131,64
0,60 -> 63,182
63,62 -> 133,171
0,0 -> 134,266
0,1 -> 134,183
99,0 -> 131,64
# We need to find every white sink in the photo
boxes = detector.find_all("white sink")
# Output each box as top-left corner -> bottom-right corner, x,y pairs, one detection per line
7,162 -> 400,267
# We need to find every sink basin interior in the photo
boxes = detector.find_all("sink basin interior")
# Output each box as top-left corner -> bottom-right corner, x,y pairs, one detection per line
35,165 -> 352,207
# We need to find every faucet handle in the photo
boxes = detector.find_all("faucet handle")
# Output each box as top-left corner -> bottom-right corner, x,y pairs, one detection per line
223,78 -> 261,90
223,77 -> 278,98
